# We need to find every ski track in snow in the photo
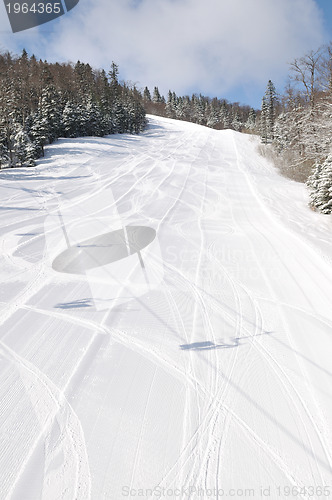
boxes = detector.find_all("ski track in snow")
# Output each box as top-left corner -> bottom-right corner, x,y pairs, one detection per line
0,116 -> 332,499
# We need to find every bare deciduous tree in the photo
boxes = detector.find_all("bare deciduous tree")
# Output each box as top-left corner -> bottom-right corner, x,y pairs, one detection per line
289,48 -> 323,109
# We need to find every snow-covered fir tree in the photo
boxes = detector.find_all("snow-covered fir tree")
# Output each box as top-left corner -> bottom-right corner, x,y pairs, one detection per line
260,96 -> 269,144
166,91 -> 176,118
152,87 -> 164,103
206,102 -> 219,128
192,95 -> 205,125
262,44 -> 332,192
219,101 -> 232,129
27,112 -> 49,157
0,50 -> 146,168
143,87 -> 151,102
231,112 -> 242,131
0,132 -> 8,168
13,126 -> 37,167
245,108 -> 257,132
260,80 -> 278,143
307,155 -> 332,214
62,101 -> 80,138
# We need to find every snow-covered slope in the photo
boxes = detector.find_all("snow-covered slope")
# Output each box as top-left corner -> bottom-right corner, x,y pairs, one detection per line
0,115 -> 332,499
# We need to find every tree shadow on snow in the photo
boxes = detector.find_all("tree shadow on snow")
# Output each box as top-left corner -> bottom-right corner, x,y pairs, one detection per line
0,170 -> 90,183
55,298 -> 93,309
180,331 -> 273,351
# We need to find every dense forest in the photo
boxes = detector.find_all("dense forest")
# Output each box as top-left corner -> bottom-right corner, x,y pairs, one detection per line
0,49 -> 146,168
141,86 -> 256,133
141,54 -> 332,215
0,49 -> 257,170
256,43 -> 332,214
1,45 -> 331,214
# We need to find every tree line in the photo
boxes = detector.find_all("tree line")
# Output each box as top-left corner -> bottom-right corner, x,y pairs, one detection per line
0,49 -> 258,169
140,86 -> 257,133
257,44 -> 332,214
0,49 -> 146,168
2,46 -> 330,214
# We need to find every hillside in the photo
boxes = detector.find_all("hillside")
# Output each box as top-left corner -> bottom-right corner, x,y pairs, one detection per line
0,116 -> 332,499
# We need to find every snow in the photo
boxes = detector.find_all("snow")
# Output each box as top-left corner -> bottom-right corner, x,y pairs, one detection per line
0,115 -> 332,499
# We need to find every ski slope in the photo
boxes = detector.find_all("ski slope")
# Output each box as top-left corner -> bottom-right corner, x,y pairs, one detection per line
0,115 -> 332,499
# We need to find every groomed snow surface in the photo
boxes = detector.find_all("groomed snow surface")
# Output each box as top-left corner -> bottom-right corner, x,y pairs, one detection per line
0,116 -> 332,500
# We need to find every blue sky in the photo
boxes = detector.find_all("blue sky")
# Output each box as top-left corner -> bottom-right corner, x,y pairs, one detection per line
317,0 -> 332,28
1,0 -> 332,108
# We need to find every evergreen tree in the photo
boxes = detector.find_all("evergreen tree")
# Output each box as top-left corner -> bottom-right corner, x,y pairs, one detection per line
182,96 -> 191,121
261,80 -> 278,142
260,96 -> 269,144
108,62 -> 120,96
307,155 -> 332,214
232,112 -> 242,131
273,112 -> 290,152
152,86 -> 163,103
85,97 -> 103,136
74,61 -> 95,97
62,101 -> 79,137
0,50 -> 146,167
0,82 -> 18,166
206,102 -> 219,127
166,90 -> 176,118
176,96 -> 186,120
13,125 -> 37,167
143,87 -> 151,102
125,96 -> 146,133
28,112 -> 49,157
245,108 -> 257,131
39,85 -> 61,143
111,96 -> 127,133
219,101 -> 231,129
98,69 -> 111,112
192,95 -> 205,125
0,131 -> 8,169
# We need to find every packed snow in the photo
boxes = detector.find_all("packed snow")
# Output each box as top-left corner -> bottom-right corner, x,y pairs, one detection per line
0,115 -> 332,499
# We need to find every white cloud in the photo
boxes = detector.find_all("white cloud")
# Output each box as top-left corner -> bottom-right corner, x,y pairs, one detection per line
0,1 -> 50,57
0,0 -> 327,103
